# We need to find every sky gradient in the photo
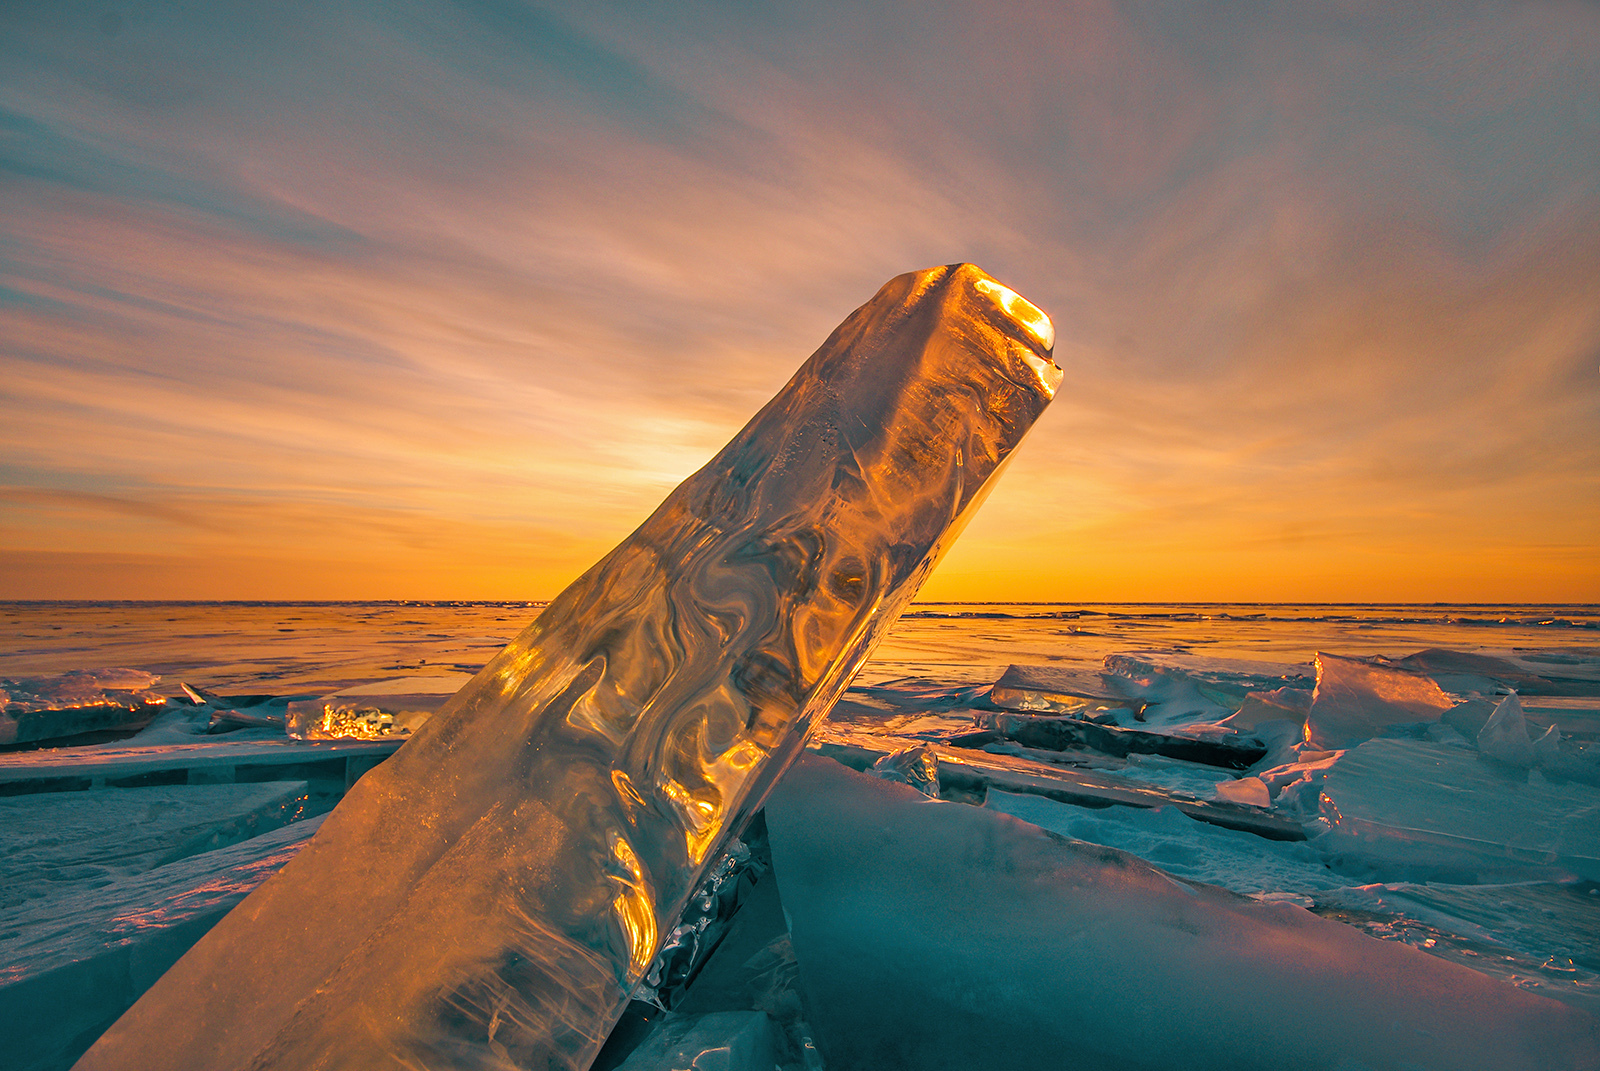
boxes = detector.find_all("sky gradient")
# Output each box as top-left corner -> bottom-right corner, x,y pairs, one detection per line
3,0 -> 1598,601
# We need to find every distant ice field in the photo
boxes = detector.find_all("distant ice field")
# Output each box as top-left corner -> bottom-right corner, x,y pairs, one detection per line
3,600 -> 1595,695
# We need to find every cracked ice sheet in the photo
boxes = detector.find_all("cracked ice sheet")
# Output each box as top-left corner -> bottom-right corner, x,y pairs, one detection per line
0,816 -> 324,1071
1095,751 -> 1259,799
986,786 -> 1600,1017
1315,881 -> 1600,1018
983,789 -> 1345,897
0,781 -> 313,910
1319,739 -> 1600,883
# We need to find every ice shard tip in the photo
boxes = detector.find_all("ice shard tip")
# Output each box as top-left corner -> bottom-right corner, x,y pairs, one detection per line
76,263 -> 1057,1071
972,275 -> 1058,393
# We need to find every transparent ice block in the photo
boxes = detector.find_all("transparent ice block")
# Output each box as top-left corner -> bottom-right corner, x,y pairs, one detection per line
77,264 -> 1058,1071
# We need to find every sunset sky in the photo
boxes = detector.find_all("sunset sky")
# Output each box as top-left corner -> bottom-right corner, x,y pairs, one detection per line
3,1 -> 1597,602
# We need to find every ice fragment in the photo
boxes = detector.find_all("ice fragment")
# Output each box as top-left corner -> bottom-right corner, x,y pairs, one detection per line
1213,775 -> 1269,807
1442,697 -> 1498,741
1478,692 -> 1563,769
1221,687 -> 1311,732
868,743 -> 940,797
284,674 -> 472,739
1391,648 -> 1600,697
0,670 -> 167,747
1305,653 -> 1453,749
989,664 -> 1145,718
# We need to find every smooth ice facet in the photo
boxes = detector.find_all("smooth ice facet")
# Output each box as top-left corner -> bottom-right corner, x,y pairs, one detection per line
77,265 -> 1056,1071
767,753 -> 1600,1071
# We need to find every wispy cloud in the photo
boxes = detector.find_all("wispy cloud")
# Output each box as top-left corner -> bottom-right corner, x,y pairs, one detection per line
1,0 -> 1596,599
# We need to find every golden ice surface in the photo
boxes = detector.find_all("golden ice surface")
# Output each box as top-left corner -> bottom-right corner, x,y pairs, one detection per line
76,264 -> 1058,1071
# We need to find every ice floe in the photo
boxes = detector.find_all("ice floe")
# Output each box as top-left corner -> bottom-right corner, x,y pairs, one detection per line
1,670 -> 168,747
1478,692 -> 1564,768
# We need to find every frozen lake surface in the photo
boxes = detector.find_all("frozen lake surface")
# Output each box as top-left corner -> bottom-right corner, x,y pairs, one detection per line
2,601 -> 1597,1069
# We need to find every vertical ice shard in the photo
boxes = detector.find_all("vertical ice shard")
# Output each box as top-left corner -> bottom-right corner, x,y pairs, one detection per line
76,264 -> 1059,1071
